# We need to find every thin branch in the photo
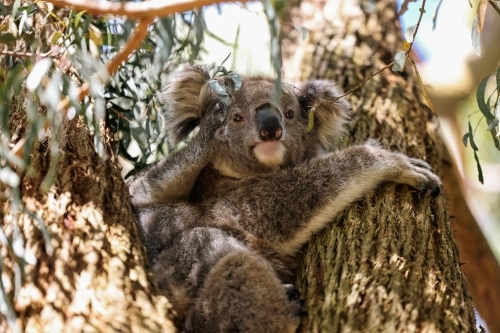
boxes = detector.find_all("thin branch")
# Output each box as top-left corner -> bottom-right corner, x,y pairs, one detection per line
0,50 -> 53,57
106,19 -> 151,77
57,18 -> 151,114
489,0 -> 500,15
0,50 -> 35,57
473,115 -> 485,135
333,61 -> 394,101
467,109 -> 481,117
406,0 -> 426,56
48,0 -> 240,19
110,107 -> 133,122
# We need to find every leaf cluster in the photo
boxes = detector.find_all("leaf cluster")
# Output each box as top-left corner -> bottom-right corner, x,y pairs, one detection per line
462,66 -> 500,184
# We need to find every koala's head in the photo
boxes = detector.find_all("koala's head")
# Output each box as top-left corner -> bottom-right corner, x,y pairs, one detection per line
161,64 -> 351,178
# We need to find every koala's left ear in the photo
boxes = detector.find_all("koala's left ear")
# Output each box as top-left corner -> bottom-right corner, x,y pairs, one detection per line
296,80 -> 351,149
160,64 -> 218,146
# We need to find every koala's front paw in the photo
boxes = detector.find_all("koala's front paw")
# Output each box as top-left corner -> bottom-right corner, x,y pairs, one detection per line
392,154 -> 442,198
199,102 -> 227,142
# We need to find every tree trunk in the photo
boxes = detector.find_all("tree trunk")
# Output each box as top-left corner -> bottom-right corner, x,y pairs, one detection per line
281,0 -> 477,331
1,113 -> 177,332
1,2 -> 177,331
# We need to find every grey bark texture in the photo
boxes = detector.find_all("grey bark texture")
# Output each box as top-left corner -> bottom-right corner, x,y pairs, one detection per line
281,0 -> 478,332
0,116 -> 177,333
0,2 -> 177,331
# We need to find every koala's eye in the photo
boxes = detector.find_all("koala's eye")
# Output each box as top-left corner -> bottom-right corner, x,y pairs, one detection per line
233,114 -> 244,122
285,110 -> 295,119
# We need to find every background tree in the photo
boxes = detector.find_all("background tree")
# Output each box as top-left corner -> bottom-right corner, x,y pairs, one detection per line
279,0 -> 476,331
0,0 -> 496,332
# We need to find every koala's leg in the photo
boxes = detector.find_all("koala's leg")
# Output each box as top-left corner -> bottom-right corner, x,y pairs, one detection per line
218,141 -> 442,256
185,250 -> 301,333
134,202 -> 201,260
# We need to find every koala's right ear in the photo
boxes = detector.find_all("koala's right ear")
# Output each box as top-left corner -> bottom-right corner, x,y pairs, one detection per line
296,80 -> 351,150
160,64 -> 217,146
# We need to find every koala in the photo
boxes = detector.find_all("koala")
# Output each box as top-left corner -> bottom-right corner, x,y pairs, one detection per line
128,64 -> 442,333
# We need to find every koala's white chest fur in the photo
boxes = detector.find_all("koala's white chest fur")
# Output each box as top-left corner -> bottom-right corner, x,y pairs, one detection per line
253,141 -> 286,167
128,64 -> 441,333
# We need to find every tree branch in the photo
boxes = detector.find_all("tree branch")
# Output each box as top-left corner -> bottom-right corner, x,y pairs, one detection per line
406,0 -> 426,56
48,0 -> 241,18
488,0 -> 500,16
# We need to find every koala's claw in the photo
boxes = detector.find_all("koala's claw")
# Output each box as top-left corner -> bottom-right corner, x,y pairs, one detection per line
390,154 -> 442,199
408,157 -> 433,171
430,184 -> 441,198
414,168 -> 441,199
283,284 -> 300,301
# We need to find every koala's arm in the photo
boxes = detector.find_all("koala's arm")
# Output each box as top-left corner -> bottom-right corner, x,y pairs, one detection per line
129,104 -> 225,208
218,141 -> 442,256
128,143 -> 209,208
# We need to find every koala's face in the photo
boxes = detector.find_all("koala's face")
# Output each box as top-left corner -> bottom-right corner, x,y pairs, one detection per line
161,64 -> 351,178
212,77 -> 309,177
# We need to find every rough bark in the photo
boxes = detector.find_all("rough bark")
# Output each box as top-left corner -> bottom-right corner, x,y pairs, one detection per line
1,1 -> 178,330
0,113 -> 177,332
0,3 -> 177,328
282,1 -> 477,332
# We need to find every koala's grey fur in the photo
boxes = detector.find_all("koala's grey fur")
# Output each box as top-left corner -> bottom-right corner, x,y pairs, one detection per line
129,64 -> 442,333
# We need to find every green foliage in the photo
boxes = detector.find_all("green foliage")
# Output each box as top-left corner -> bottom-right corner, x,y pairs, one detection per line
462,65 -> 500,183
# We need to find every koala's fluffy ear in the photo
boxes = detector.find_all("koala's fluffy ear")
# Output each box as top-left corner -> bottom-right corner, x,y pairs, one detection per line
160,63 -> 217,146
296,80 -> 351,149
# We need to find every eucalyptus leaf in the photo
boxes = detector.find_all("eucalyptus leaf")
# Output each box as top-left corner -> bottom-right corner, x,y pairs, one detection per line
75,10 -> 87,28
282,83 -> 294,94
404,24 -> 417,43
18,10 -> 27,36
468,120 -> 478,151
209,80 -> 228,96
397,0 -> 417,16
432,0 -> 444,30
12,0 -> 21,19
307,108 -> 315,132
392,51 -> 407,72
8,17 -> 18,38
229,73 -> 242,91
129,120 -> 151,152
293,25 -> 308,40
26,58 -> 52,92
50,31 -> 63,45
473,149 -> 484,184
471,16 -> 481,57
462,132 -> 470,148
476,75 -> 495,123
486,118 -> 499,131
110,97 -> 135,110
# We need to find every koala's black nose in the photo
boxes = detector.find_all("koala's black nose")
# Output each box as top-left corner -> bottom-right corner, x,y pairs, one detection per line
257,107 -> 283,141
